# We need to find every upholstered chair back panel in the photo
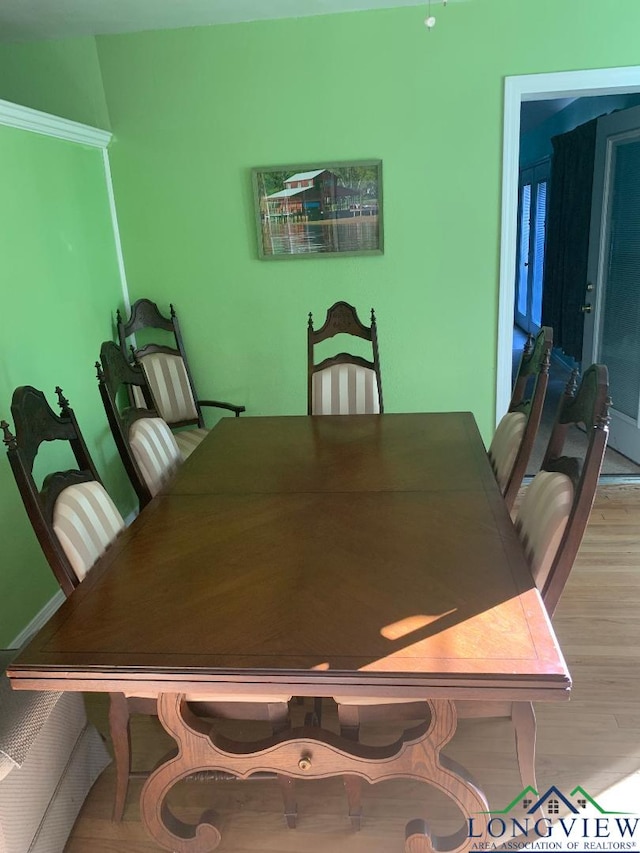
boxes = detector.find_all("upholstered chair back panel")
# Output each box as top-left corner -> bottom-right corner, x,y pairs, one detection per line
136,353 -> 199,423
516,470 -> 574,591
131,384 -> 145,410
129,417 -> 181,498
311,364 -> 380,416
488,411 -> 527,492
53,482 -> 125,581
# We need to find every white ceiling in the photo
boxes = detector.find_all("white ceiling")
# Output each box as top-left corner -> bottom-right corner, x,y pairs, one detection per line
0,0 -> 451,43
0,0 -> 570,135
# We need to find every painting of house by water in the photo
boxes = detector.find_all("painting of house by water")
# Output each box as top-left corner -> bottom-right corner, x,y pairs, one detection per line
252,160 -> 383,258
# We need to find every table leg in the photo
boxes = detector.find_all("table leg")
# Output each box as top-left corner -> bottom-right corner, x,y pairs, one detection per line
140,693 -> 489,853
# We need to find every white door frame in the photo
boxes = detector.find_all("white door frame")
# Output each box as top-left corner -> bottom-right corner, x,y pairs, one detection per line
497,66 -> 640,424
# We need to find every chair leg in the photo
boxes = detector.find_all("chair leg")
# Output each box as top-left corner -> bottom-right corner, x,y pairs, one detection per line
109,692 -> 132,822
338,703 -> 361,741
268,703 -> 298,828
294,696 -> 323,726
338,705 -> 363,830
343,775 -> 363,830
511,701 -> 538,791
268,703 -> 290,735
277,774 -> 297,828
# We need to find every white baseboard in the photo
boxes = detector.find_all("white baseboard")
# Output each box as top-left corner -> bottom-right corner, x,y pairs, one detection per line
10,589 -> 66,649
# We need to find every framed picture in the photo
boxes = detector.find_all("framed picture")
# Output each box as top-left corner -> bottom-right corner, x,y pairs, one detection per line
252,160 -> 383,259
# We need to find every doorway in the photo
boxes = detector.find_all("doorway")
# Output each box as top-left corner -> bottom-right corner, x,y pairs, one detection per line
498,66 -> 640,417
499,67 -> 640,478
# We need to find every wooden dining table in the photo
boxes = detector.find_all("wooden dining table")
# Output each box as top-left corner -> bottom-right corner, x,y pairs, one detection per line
8,413 -> 571,853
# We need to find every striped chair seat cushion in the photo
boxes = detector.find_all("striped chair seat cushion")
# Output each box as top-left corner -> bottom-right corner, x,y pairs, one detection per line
488,411 -> 527,492
515,470 -> 574,591
134,352 -> 199,424
53,482 -> 125,582
174,427 -> 209,460
129,417 -> 182,497
312,364 -> 380,415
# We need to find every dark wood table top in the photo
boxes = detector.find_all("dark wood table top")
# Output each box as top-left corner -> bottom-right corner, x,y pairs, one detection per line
164,413 -> 497,495
9,413 -> 570,703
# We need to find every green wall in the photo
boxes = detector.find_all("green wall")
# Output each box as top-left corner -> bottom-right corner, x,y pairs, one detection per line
0,36 -> 110,129
0,126 -> 132,644
95,6 -> 501,434
93,0 -> 640,441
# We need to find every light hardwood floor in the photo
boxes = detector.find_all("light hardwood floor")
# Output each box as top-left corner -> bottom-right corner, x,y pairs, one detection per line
65,484 -> 640,852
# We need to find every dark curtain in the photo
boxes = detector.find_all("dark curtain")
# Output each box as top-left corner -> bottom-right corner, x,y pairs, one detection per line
541,118 -> 598,360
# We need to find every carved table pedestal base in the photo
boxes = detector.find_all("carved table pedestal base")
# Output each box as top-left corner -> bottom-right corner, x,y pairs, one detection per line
141,693 -> 489,853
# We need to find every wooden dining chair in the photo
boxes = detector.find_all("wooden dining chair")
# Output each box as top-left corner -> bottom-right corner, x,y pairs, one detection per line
2,386 -> 137,820
117,299 -> 245,460
517,362 -> 610,618
307,301 -> 383,415
96,340 -> 182,510
335,364 -> 610,828
2,385 -> 125,598
2,386 -> 295,826
488,326 -> 553,512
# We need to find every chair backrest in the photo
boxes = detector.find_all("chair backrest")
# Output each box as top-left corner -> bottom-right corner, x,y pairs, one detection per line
515,363 -> 610,617
117,299 -> 202,428
97,341 -> 181,509
307,301 -> 383,415
1,386 -> 124,597
488,326 -> 553,511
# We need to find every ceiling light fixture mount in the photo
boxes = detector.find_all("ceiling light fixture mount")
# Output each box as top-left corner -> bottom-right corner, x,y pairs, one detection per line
424,0 -> 447,29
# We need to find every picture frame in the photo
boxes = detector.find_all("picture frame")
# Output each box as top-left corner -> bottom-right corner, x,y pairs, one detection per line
252,159 -> 383,259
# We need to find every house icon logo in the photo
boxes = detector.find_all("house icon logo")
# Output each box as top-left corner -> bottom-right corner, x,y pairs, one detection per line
468,784 -> 639,847
480,785 -> 630,817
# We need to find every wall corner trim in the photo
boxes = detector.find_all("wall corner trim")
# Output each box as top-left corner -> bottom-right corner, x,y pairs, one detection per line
0,97 -> 111,148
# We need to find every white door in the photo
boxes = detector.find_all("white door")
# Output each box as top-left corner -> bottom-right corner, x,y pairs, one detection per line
583,104 -> 640,463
